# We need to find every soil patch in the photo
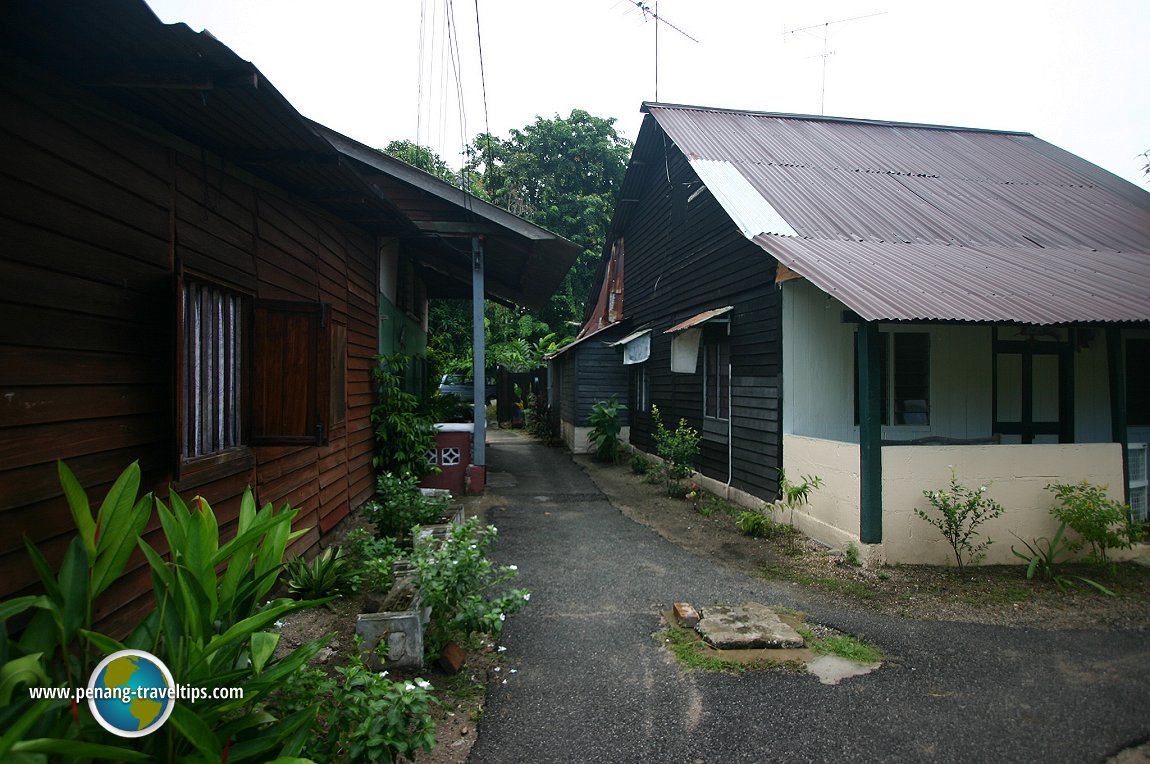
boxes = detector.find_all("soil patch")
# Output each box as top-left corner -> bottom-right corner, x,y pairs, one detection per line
578,454 -> 1150,631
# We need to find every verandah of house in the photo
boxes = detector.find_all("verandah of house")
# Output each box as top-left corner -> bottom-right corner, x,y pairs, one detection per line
780,278 -> 1148,565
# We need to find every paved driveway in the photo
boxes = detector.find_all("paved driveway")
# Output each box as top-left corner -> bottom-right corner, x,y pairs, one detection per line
469,433 -> 1150,763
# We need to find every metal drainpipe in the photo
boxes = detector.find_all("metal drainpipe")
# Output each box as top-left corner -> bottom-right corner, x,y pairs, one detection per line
726,356 -> 733,493
472,236 -> 486,469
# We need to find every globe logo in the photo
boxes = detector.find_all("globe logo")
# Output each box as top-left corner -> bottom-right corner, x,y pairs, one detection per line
87,649 -> 175,737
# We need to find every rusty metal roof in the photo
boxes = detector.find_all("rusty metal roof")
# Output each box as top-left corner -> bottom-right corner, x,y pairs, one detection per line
643,102 -> 1150,324
665,306 -> 734,333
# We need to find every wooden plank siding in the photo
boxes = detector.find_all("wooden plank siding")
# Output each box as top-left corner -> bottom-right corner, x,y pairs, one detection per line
0,67 -> 377,632
617,141 -> 784,499
573,336 -> 630,426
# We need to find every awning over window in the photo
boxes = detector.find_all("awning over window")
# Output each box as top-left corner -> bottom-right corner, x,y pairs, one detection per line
665,305 -> 733,334
610,329 -> 651,365
663,306 -> 732,373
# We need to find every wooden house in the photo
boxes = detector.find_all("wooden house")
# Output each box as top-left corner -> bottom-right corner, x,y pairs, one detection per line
558,102 -> 1150,565
0,0 -> 576,630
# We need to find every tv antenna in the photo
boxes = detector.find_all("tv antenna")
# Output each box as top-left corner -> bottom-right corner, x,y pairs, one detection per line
622,0 -> 699,101
784,11 -> 886,115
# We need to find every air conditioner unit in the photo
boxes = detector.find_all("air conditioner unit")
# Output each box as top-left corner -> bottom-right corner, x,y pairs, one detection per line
1128,443 -> 1148,526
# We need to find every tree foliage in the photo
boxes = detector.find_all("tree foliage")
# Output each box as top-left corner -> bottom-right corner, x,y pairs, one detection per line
384,139 -> 461,186
418,110 -> 631,377
464,109 -> 632,331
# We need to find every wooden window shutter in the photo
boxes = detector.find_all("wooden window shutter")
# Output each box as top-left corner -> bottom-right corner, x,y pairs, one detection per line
251,300 -> 331,446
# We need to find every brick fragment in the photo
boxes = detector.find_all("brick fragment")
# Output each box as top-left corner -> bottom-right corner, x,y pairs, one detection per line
438,641 -> 466,674
673,602 -> 700,628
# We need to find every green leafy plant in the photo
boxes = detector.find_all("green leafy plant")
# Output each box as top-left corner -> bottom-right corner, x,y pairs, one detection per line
844,542 -> 863,567
735,506 -> 798,539
1010,522 -> 1116,595
286,546 -> 356,600
1,461 -> 154,762
361,471 -> 451,543
778,469 -> 824,526
327,651 -> 437,763
344,528 -> 404,594
630,452 -> 652,475
1,461 -> 331,763
268,648 -> 437,763
411,518 -> 529,655
371,353 -> 440,478
588,396 -> 627,463
1046,481 -> 1139,564
915,468 -> 1005,575
650,405 -> 701,495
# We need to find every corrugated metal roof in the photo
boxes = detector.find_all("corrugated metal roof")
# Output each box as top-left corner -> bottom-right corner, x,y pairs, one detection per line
665,306 -> 734,333
644,102 -> 1150,324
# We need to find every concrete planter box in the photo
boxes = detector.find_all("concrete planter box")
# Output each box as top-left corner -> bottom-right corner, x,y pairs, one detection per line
413,505 -> 466,551
355,577 -> 431,670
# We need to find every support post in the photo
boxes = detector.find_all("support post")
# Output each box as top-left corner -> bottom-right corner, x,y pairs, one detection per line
1106,327 -> 1129,503
471,237 -> 486,482
858,322 -> 883,544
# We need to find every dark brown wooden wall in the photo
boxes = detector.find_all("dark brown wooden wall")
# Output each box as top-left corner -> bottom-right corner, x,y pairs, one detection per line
0,67 -> 377,631
621,135 -> 783,499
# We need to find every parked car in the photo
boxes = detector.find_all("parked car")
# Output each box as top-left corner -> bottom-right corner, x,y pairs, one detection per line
437,373 -> 496,404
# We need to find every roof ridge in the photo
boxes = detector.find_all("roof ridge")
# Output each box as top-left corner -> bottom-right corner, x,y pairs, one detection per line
641,101 -> 1033,137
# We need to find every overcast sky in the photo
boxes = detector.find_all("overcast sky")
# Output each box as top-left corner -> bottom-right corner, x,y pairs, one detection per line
145,0 -> 1149,188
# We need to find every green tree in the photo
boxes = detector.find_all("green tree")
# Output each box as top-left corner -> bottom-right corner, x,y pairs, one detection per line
384,139 -> 461,186
464,109 -> 631,330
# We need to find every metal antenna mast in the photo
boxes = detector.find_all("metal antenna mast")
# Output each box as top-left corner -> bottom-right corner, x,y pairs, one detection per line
784,11 -> 886,115
625,0 -> 698,100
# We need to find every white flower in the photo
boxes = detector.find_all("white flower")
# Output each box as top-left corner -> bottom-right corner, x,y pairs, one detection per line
979,486 -> 988,493
509,669 -> 518,674
404,682 -> 415,691
502,679 -> 508,685
379,671 -> 389,678
497,645 -> 507,653
508,564 -> 518,571
523,593 -> 531,601
493,667 -> 501,672
415,679 -> 432,690
273,620 -> 285,629
499,613 -> 506,622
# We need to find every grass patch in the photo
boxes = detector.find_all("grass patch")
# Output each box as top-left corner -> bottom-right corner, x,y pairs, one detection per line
657,627 -> 746,673
798,628 -> 883,663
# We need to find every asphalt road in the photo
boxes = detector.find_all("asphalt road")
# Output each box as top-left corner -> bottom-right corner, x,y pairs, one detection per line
469,432 -> 1150,763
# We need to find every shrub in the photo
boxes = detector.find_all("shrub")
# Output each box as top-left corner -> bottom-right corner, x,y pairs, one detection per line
411,518 -> 529,655
588,396 -> 627,463
1046,481 -> 1139,564
269,649 -> 437,763
526,392 -> 559,444
344,528 -> 404,593
651,404 -> 701,493
371,353 -> 440,477
915,468 -> 1005,574
630,452 -> 652,475
361,471 -> 451,543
